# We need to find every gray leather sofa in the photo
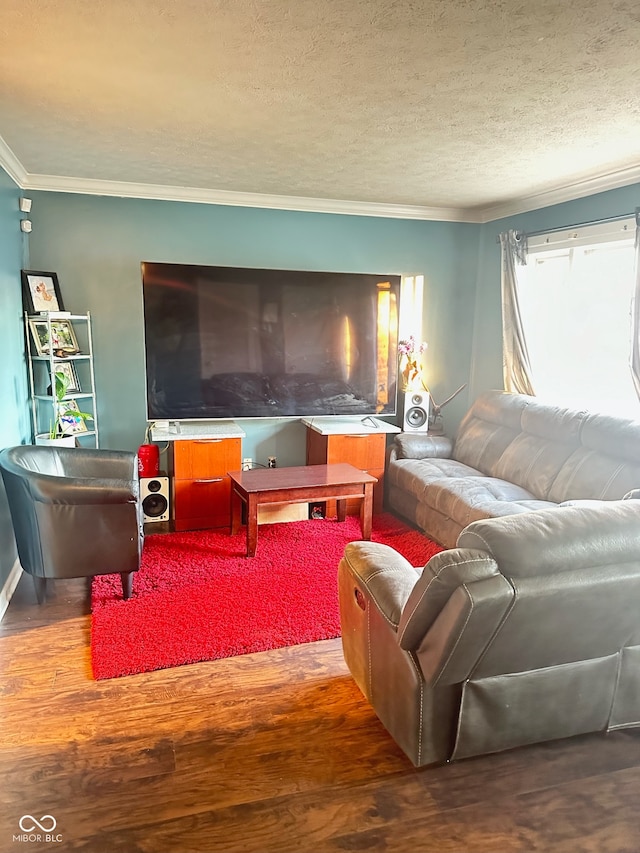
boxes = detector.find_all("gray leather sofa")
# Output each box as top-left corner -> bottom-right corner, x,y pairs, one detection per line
387,390 -> 640,548
338,501 -> 640,766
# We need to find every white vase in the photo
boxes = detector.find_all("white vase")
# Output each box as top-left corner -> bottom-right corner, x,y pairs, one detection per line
35,434 -> 77,447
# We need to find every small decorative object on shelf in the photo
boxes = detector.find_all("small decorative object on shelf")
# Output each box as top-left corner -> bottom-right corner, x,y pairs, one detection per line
398,336 -> 428,392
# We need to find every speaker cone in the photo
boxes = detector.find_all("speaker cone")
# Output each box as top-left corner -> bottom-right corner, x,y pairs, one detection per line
142,493 -> 168,518
406,406 -> 428,428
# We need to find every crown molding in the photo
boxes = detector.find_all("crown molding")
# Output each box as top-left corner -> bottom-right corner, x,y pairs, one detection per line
20,173 -> 478,222
477,162 -> 640,223
2,136 -> 639,223
0,135 -> 27,186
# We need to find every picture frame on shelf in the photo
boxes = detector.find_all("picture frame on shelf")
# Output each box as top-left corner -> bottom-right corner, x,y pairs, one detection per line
51,361 -> 80,394
21,270 -> 65,314
28,318 -> 80,356
58,400 -> 89,435
28,319 -> 49,355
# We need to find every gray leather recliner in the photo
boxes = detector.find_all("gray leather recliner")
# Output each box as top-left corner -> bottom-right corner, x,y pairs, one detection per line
0,444 -> 143,603
338,501 -> 640,766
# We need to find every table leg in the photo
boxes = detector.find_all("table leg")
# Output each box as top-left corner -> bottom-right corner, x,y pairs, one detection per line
246,493 -> 258,557
231,487 -> 243,535
361,482 -> 373,540
336,498 -> 347,522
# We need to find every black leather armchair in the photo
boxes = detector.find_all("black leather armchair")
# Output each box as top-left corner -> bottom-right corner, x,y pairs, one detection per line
0,444 -> 143,603
339,501 -> 640,766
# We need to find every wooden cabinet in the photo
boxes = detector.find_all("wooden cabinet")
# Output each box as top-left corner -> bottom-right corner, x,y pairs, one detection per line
170,437 -> 242,531
306,429 -> 387,516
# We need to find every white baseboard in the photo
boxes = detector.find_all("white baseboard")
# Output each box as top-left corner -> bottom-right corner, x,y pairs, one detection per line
0,559 -> 23,622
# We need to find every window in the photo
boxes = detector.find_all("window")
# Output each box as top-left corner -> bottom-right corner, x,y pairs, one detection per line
516,219 -> 638,417
399,275 -> 424,341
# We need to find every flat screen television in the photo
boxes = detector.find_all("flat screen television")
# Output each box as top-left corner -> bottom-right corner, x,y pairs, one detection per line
141,262 -> 401,421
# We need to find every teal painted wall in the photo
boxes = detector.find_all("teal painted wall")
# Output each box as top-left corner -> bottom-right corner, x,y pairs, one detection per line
27,194 -> 479,463
472,184 -> 640,399
24,180 -> 640,471
0,167 -> 30,592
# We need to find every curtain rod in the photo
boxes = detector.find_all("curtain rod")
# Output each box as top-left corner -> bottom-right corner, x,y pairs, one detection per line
495,210 -> 637,243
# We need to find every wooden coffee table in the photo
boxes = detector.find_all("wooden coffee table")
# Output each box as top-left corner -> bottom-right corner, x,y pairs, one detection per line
229,463 -> 378,557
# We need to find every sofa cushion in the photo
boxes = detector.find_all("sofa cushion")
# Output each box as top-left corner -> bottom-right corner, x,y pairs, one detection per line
425,477 -> 555,528
492,401 -> 586,499
548,412 -> 640,502
453,391 -> 530,475
387,457 -> 486,500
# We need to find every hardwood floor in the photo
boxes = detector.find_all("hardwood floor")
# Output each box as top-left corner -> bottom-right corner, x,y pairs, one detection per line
2,572 -> 640,853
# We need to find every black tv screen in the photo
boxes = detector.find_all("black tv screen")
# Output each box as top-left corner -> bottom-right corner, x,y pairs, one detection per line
141,262 -> 401,421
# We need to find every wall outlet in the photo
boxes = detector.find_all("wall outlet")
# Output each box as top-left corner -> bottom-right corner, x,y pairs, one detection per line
268,456 -> 277,468
242,458 -> 252,471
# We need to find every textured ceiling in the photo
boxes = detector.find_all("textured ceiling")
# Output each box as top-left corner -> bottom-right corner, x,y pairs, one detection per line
1,0 -> 640,219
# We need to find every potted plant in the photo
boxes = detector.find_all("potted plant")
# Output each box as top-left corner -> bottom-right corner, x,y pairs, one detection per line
35,368 -> 94,447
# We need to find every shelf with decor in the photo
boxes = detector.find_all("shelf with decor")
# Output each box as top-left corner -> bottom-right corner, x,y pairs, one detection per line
24,311 -> 99,447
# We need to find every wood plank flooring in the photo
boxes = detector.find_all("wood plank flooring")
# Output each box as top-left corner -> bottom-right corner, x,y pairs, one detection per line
1,571 -> 640,853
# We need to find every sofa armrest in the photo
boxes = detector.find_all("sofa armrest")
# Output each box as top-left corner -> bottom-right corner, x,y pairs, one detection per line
393,433 -> 454,461
397,548 -> 501,650
340,541 -> 420,629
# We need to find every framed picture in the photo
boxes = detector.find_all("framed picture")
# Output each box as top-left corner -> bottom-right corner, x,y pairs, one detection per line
21,270 -> 65,314
28,319 -> 50,355
51,361 -> 80,393
58,401 -> 88,434
28,318 -> 79,355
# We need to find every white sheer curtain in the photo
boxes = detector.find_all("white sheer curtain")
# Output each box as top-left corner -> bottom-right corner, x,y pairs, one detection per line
631,211 -> 640,400
499,230 -> 535,396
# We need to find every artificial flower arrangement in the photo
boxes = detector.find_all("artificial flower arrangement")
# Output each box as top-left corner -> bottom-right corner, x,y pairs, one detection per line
398,336 -> 428,390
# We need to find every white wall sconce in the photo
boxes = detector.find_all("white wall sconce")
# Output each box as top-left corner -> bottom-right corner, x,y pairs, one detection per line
20,219 -> 32,233
19,197 -> 32,213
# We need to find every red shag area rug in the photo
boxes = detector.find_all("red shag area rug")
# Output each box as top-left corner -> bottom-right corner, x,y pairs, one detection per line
90,513 -> 442,680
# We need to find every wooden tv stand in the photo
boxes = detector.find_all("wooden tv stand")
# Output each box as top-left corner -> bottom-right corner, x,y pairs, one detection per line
152,421 -> 245,531
150,417 -> 400,531
302,417 -> 400,515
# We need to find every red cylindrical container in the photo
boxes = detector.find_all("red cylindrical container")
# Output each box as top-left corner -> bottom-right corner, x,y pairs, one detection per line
137,443 -> 160,478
